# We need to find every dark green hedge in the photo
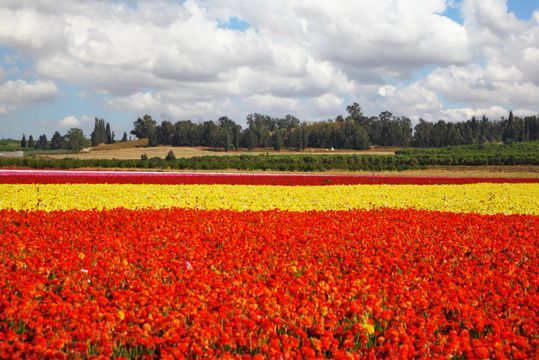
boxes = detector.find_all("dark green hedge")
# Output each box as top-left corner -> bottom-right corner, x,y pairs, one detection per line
0,152 -> 537,172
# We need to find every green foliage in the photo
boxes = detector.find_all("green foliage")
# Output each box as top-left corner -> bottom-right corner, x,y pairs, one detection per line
35,134 -> 48,150
0,139 -> 21,151
131,115 -> 157,145
91,118 -> 115,146
65,128 -> 87,153
50,131 -> 65,150
2,141 -> 537,171
165,150 -> 176,161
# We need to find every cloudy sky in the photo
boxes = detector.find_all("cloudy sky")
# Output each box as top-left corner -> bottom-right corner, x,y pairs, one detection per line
0,0 -> 538,139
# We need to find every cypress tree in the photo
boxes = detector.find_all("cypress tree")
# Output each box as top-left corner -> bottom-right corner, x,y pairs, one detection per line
106,123 -> 112,144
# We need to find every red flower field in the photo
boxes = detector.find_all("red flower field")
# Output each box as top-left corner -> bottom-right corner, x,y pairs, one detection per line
1,169 -> 538,185
1,207 -> 537,359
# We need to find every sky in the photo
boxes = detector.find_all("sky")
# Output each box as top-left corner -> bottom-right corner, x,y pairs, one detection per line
0,0 -> 538,139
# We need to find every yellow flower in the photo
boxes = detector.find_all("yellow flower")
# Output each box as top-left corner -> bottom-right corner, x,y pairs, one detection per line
117,310 -> 125,321
0,183 -> 537,215
362,322 -> 375,335
320,306 -> 329,317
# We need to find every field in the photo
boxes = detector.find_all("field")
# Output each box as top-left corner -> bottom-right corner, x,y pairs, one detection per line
41,143 -> 396,160
1,140 -> 534,173
0,170 -> 538,358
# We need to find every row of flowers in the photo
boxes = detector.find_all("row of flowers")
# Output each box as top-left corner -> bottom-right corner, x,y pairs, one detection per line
1,169 -> 538,185
1,208 -> 537,358
1,183 -> 538,214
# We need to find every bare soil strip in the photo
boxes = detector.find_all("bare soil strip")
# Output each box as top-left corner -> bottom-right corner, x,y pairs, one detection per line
40,146 -> 396,160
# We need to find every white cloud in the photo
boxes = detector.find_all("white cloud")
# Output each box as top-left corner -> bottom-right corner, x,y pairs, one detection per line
369,82 -> 443,121
0,79 -> 59,114
377,85 -> 396,97
462,0 -> 525,39
440,106 -> 509,122
0,1 -> 468,116
107,90 -> 235,119
422,62 -> 539,108
312,93 -> 343,110
58,115 -> 81,128
0,0 -> 537,126
244,94 -> 299,114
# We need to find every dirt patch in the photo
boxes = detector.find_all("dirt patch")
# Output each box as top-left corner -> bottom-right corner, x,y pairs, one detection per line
40,145 -> 396,160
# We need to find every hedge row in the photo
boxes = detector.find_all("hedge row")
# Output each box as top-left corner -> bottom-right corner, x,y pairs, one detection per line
0,150 -> 537,172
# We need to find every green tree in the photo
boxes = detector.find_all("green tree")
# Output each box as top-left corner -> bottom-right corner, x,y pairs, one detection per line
91,118 -> 108,146
36,134 -> 48,150
121,132 -> 128,142
202,121 -> 221,147
65,128 -> 86,153
50,131 -> 64,150
272,129 -> 285,150
218,116 -> 241,151
28,135 -> 35,148
156,121 -> 176,145
106,123 -> 113,144
131,115 -> 157,144
346,102 -> 363,122
21,134 -> 27,148
165,150 -> 176,161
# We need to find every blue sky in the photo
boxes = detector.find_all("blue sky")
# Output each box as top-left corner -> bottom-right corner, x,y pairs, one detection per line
0,0 -> 538,139
507,0 -> 539,19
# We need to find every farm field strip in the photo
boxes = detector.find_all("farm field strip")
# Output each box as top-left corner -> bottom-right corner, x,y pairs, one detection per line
1,170 -> 538,358
1,208 -> 537,359
1,183 -> 538,214
1,169 -> 539,185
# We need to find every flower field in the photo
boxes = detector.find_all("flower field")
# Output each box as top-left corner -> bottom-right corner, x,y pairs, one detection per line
0,170 -> 538,359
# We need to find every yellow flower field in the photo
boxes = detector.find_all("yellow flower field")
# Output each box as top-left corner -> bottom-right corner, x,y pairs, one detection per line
1,183 -> 537,214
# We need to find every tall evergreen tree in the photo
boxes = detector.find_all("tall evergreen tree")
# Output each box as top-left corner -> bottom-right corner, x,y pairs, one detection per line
50,131 -> 64,150
28,135 -> 35,148
91,118 -> 108,146
36,134 -> 48,149
21,134 -> 27,148
106,123 -> 112,144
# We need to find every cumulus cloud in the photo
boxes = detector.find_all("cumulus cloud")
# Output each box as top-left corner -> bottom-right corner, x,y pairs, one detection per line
107,91 -> 235,119
377,85 -> 396,97
58,115 -> 81,128
243,94 -> 299,114
369,82 -> 443,122
0,79 -> 59,114
311,93 -> 343,111
0,0 -> 537,126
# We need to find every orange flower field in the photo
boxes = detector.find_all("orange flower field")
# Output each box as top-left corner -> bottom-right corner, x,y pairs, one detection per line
0,171 -> 538,359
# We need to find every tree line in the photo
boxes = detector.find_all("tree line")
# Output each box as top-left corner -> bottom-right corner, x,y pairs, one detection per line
19,104 -> 539,153
21,129 -> 90,153
130,104 -> 539,150
21,118 -> 129,152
